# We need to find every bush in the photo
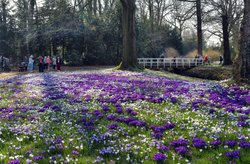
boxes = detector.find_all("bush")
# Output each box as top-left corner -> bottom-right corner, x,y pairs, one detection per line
164,47 -> 180,58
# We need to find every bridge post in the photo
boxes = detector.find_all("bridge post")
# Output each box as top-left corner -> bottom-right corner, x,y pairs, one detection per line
157,59 -> 159,69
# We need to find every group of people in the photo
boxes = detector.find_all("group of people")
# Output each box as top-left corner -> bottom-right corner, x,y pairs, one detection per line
25,55 -> 62,72
195,54 -> 224,65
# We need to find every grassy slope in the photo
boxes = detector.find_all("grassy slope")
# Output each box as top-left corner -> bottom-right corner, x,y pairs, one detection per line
179,65 -> 232,81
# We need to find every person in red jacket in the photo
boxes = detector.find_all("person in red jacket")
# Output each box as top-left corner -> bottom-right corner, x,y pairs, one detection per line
204,54 -> 209,64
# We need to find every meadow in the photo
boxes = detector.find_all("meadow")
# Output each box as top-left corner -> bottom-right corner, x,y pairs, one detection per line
0,70 -> 249,164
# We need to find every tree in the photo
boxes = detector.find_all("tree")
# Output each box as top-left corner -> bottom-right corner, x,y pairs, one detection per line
168,0 -> 196,37
204,0 -> 244,65
0,0 -> 8,57
176,0 -> 203,56
118,0 -> 139,70
196,0 -> 202,57
234,0 -> 250,81
0,0 -> 14,58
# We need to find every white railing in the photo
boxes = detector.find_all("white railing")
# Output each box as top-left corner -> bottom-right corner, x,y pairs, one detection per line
138,58 -> 204,68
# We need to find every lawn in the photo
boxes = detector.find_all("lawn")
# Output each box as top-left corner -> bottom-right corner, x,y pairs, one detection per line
0,70 -> 249,164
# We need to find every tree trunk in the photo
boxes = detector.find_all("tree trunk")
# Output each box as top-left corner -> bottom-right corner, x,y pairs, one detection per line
148,0 -> 154,33
222,14 -> 232,65
28,0 -> 36,28
0,0 -> 8,57
93,0 -> 97,16
98,0 -> 102,15
119,0 -> 140,70
196,0 -> 203,56
87,0 -> 93,17
234,0 -> 250,81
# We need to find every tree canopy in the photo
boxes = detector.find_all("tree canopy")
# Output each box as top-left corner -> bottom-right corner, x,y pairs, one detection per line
0,0 -> 248,79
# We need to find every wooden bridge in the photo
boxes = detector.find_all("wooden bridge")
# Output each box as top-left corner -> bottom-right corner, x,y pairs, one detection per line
138,58 -> 204,69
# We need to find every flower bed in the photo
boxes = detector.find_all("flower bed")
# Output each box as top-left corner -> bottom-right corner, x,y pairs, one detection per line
0,71 -> 249,163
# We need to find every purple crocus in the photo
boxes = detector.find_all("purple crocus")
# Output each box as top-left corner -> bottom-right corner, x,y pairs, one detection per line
152,132 -> 163,139
8,160 -> 20,164
57,144 -> 64,149
163,123 -> 175,129
170,97 -> 178,103
239,141 -> 250,148
153,153 -> 167,161
225,150 -> 240,159
126,108 -> 133,114
225,108 -> 235,113
107,114 -> 116,121
210,140 -> 222,147
158,145 -> 169,152
225,140 -> 237,148
32,155 -> 44,161
238,115 -> 248,121
72,150 -> 79,155
129,111 -> 138,116
209,109 -> 216,114
25,149 -> 33,156
175,146 -> 188,155
170,139 -> 189,147
93,110 -> 101,116
107,123 -> 118,130
129,120 -> 146,127
102,105 -> 110,112
81,108 -> 89,114
237,122 -> 248,127
192,138 -> 207,148
54,138 -> 62,144
115,108 -> 123,114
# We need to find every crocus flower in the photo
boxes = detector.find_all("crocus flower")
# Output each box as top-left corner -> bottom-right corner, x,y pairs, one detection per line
225,150 -> 240,159
32,155 -> 44,161
175,146 -> 188,155
107,123 -> 118,130
225,140 -> 237,148
170,139 -> 189,147
8,160 -> 20,164
239,141 -> 250,148
158,145 -> 169,152
192,138 -> 207,148
72,150 -> 79,155
210,140 -> 222,147
237,122 -> 248,127
153,153 -> 167,161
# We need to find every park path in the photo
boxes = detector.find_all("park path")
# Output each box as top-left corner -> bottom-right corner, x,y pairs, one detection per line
0,66 -> 114,79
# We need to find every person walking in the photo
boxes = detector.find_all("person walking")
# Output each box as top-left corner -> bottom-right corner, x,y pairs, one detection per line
24,56 -> 29,71
219,55 -> 223,65
204,54 -> 209,65
43,56 -> 47,70
27,55 -> 34,72
38,55 -> 44,72
46,56 -> 52,70
52,56 -> 57,70
56,56 -> 62,71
